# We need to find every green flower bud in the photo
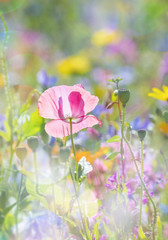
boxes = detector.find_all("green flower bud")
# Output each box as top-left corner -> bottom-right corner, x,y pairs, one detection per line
16,147 -> 27,161
138,129 -> 146,142
59,147 -> 71,161
27,136 -> 39,152
118,89 -> 130,107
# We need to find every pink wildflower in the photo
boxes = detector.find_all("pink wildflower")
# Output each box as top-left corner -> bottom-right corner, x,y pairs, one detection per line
38,84 -> 102,138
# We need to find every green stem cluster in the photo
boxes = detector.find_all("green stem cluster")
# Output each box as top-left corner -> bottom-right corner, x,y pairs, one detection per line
69,119 -> 91,240
122,127 -> 157,240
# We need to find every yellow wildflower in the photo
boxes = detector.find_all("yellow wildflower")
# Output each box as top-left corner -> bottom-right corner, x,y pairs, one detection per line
92,29 -> 121,47
0,73 -> 4,88
57,55 -> 91,75
148,85 -> 168,101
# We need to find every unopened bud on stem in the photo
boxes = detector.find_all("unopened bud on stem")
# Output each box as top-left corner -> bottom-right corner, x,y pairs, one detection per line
16,147 -> 27,162
27,136 -> 39,152
118,89 -> 130,107
138,129 -> 146,142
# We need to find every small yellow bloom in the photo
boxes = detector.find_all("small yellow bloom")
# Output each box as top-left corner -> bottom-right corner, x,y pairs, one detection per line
148,85 -> 168,101
92,29 -> 121,47
57,55 -> 91,75
0,73 -> 5,88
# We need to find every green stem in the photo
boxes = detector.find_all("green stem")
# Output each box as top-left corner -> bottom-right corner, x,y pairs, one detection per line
116,84 -> 125,181
69,118 -> 79,187
33,152 -> 43,196
139,141 -> 144,226
121,106 -> 126,181
15,173 -> 24,239
0,14 -> 14,171
69,119 -> 91,239
70,170 -> 90,240
0,14 -> 12,109
123,135 -> 157,240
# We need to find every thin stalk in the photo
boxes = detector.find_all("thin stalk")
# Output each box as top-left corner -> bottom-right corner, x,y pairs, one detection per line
116,87 -> 125,181
0,14 -> 14,171
123,135 -> 157,240
15,173 -> 23,239
69,119 -> 91,240
139,140 -> 144,226
120,106 -> 126,181
69,118 -> 79,187
33,152 -> 43,196
70,170 -> 90,240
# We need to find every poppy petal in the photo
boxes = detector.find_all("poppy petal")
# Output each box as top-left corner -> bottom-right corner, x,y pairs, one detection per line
45,115 -> 102,138
68,91 -> 85,118
38,85 -> 99,119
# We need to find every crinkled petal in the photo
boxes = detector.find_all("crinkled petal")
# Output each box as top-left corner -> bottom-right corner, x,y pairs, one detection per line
38,85 -> 99,119
45,115 -> 102,138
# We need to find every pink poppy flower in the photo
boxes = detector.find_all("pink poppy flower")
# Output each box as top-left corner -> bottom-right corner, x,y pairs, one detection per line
38,84 -> 102,138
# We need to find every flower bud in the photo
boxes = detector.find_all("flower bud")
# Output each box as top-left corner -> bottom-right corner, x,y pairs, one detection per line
16,147 -> 27,161
118,89 -> 130,107
27,136 -> 39,152
137,129 -> 146,142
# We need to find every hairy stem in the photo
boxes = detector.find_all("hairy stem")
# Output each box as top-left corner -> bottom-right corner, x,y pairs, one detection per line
33,152 -> 43,196
69,118 -> 79,186
0,14 -> 14,170
139,140 -> 144,226
116,85 -> 125,181
15,173 -> 24,239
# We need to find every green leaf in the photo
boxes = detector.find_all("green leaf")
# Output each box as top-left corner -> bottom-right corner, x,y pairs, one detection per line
26,179 -> 71,215
21,108 -> 44,139
105,152 -> 120,160
4,213 -> 15,230
0,131 -> 10,142
106,135 -> 121,143
93,220 -> 100,240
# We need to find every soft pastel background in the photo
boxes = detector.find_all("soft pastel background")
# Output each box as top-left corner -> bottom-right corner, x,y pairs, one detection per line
0,0 -> 168,239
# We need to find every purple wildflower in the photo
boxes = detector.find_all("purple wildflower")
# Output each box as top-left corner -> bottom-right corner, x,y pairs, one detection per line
37,69 -> 57,88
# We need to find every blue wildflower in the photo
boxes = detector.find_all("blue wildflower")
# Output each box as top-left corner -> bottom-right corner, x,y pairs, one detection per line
130,117 -> 150,131
92,104 -> 111,117
37,69 -> 57,88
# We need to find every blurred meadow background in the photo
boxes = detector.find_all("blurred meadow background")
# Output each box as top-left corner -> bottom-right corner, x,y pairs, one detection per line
0,0 -> 168,239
